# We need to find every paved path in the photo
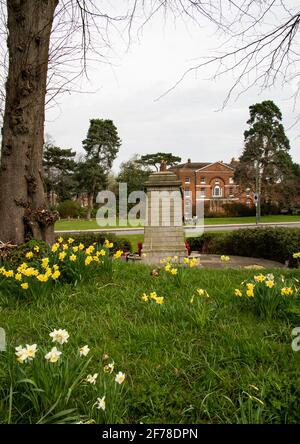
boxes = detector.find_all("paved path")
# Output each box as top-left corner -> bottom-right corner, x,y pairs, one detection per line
55,221 -> 300,236
198,254 -> 286,269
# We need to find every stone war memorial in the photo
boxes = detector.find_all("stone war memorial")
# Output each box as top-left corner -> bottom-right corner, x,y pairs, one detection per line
142,161 -> 187,264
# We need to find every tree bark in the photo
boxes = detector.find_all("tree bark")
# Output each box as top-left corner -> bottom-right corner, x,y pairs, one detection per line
0,0 -> 59,244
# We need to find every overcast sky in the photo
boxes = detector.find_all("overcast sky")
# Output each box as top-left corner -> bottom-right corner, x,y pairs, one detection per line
45,7 -> 300,173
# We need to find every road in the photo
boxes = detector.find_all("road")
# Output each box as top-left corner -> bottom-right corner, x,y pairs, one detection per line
55,221 -> 300,236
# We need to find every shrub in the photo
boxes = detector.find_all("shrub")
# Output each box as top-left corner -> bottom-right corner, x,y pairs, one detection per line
187,228 -> 300,267
57,200 -> 82,218
222,203 -> 256,217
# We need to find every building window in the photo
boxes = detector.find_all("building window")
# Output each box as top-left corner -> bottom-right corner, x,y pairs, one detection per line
184,189 -> 191,198
246,200 -> 251,206
200,187 -> 205,197
185,177 -> 190,184
213,185 -> 222,197
215,179 -> 220,185
246,188 -> 251,197
229,187 -> 234,197
229,177 -> 234,184
200,177 -> 206,184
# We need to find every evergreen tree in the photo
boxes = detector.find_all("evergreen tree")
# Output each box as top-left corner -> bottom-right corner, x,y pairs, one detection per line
43,140 -> 77,204
234,100 -> 293,204
81,119 -> 121,219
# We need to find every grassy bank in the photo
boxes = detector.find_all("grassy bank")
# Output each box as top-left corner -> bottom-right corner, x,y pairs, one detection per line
1,261 -> 300,423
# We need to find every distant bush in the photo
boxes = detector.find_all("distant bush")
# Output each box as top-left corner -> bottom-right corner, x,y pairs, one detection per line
188,228 -> 300,267
222,203 -> 255,217
57,200 -> 81,218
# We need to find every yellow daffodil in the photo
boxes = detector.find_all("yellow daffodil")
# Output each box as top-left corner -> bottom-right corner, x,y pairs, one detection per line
59,252 -> 67,261
220,255 -> 230,262
85,256 -> 93,266
51,243 -> 59,253
114,250 -> 123,259
70,254 -> 77,262
72,246 -> 79,253
104,240 -> 113,249
96,249 -> 106,257
25,252 -> 33,259
254,274 -> 266,282
281,287 -> 294,296
189,258 -> 199,268
141,294 -> 149,302
68,238 -> 75,244
57,236 -> 64,243
150,291 -> 157,300
266,280 -> 275,288
62,244 -> 68,251
41,258 -> 49,269
234,289 -> 242,297
37,274 -> 48,283
78,243 -> 84,250
34,246 -> 40,252
293,252 -> 300,259
15,273 -> 22,281
197,288 -> 209,297
52,270 -> 61,280
155,297 -> 164,305
85,246 -> 95,255
21,282 -> 29,290
5,270 -> 14,278
165,264 -> 171,272
170,268 -> 178,275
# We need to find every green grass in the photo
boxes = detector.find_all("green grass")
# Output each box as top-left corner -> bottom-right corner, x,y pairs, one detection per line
1,262 -> 300,423
55,215 -> 300,232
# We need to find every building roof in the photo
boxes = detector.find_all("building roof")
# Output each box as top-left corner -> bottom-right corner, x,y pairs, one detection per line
169,160 -> 234,171
169,162 -> 210,170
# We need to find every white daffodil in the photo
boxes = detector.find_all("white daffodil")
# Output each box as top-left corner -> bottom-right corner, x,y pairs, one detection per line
79,345 -> 90,357
96,396 -> 106,411
45,347 -> 62,363
25,344 -> 38,360
103,361 -> 115,374
49,328 -> 69,345
86,373 -> 98,385
15,345 -> 29,364
115,371 -> 126,385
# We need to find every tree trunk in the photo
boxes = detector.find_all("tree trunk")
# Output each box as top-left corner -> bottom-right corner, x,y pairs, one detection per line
86,193 -> 93,220
0,0 -> 59,245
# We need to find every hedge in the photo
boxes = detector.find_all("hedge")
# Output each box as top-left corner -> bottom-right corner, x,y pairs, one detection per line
187,228 -> 300,267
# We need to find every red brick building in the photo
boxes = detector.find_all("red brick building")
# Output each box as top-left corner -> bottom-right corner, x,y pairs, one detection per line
169,159 -> 253,217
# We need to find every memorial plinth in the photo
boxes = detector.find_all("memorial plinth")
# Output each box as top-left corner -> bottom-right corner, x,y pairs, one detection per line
142,170 -> 187,264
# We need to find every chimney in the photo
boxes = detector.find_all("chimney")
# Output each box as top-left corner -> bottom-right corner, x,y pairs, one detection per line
187,158 -> 191,163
